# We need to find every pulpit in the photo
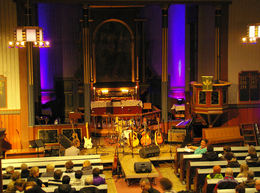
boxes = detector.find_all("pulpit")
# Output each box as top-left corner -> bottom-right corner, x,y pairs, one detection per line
191,81 -> 231,127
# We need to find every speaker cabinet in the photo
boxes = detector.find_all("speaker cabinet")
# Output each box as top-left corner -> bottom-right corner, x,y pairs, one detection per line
139,145 -> 160,158
134,162 -> 152,173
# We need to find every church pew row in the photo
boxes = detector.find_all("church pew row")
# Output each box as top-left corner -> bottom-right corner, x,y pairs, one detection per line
194,167 -> 260,193
2,159 -> 102,170
179,152 -> 260,182
186,160 -> 246,190
42,184 -> 108,193
175,146 -> 260,175
217,188 -> 256,193
3,174 -> 106,186
205,177 -> 260,193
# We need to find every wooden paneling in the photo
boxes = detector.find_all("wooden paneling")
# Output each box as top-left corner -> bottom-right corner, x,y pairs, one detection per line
0,113 -> 21,149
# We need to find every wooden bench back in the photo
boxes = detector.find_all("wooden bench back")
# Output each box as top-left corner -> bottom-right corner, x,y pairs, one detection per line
203,126 -> 241,139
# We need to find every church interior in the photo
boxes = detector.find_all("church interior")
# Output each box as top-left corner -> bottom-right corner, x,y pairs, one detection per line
0,0 -> 260,192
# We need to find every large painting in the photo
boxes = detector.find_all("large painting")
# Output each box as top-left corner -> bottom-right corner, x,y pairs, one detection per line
94,20 -> 133,83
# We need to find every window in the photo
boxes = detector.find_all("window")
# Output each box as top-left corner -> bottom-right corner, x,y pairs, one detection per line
239,71 -> 260,102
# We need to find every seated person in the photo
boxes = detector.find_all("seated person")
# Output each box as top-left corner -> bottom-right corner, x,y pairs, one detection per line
201,144 -> 219,161
236,163 -> 249,178
140,178 -> 160,193
235,184 -> 245,193
225,152 -> 240,168
81,160 -> 92,175
92,168 -> 105,186
21,163 -> 30,178
159,177 -> 177,193
206,165 -> 223,179
6,171 -> 21,193
54,175 -> 76,193
214,168 -> 238,192
41,164 -> 55,177
84,175 -> 93,185
242,170 -> 255,188
48,169 -> 63,186
27,167 -> 45,188
65,140 -> 80,156
14,179 -> 26,192
219,146 -> 234,160
63,160 -> 75,178
71,170 -> 84,186
187,139 -> 208,154
3,166 -> 15,179
24,181 -> 46,193
246,145 -> 260,166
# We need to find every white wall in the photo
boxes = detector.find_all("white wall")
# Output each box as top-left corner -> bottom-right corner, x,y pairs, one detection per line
0,0 -> 20,110
228,0 -> 260,104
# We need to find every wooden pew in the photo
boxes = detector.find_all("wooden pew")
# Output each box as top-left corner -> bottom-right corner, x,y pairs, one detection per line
217,188 -> 256,193
186,160 -> 246,190
194,167 -> 260,193
203,126 -> 244,145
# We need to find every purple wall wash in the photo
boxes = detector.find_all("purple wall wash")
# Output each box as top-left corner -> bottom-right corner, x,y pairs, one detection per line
168,4 -> 186,99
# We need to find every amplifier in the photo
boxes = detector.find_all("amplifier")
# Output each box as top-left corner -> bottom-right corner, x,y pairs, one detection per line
134,162 -> 152,173
168,128 -> 186,142
139,145 -> 160,158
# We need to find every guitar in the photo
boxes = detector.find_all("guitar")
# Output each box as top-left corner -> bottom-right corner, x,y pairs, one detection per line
140,118 -> 151,146
128,119 -> 139,147
155,117 -> 163,145
84,122 -> 93,149
70,120 -> 80,148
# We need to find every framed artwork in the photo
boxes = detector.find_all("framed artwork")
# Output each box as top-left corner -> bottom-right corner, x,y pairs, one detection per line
0,75 -> 7,108
38,129 -> 58,144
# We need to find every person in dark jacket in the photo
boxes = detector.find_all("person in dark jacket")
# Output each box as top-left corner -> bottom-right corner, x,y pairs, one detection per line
21,163 -> 30,178
54,175 -> 76,193
201,145 -> 219,161
48,169 -> 63,186
3,166 -> 14,179
140,178 -> 160,193
235,184 -> 245,193
245,146 -> 260,167
225,152 -> 240,168
24,181 -> 46,193
242,170 -> 255,188
27,167 -> 44,188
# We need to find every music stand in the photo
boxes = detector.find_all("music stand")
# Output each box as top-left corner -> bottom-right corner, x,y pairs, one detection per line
29,139 -> 44,157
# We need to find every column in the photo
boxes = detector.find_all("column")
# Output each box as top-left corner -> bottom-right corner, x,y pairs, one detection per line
82,5 -> 91,124
161,6 -> 168,123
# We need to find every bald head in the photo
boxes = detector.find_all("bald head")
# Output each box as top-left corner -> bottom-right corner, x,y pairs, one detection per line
225,168 -> 233,177
256,179 -> 260,190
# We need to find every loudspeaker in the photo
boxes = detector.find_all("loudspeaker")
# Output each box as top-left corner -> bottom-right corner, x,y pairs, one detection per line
139,145 -> 160,158
58,134 -> 72,149
29,139 -> 44,148
134,162 -> 152,173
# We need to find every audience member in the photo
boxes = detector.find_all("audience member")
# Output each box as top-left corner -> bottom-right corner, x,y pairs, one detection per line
159,177 -> 176,193
6,171 -> 21,193
72,170 -> 83,186
255,179 -> 260,193
242,170 -> 255,188
27,166 -> 44,187
140,178 -> 160,193
54,175 -> 76,193
65,140 -> 80,156
14,179 -> 26,192
24,181 -> 46,193
214,168 -> 238,192
3,166 -> 15,179
206,165 -> 223,179
235,184 -> 245,193
225,152 -> 240,168
84,175 -> 93,185
236,163 -> 249,178
21,163 -> 30,178
82,160 -> 92,175
41,164 -> 55,177
63,160 -> 75,178
201,144 -> 219,161
187,139 -> 208,154
92,168 -> 105,186
220,146 -> 234,160
246,145 -> 260,167
48,169 -> 63,186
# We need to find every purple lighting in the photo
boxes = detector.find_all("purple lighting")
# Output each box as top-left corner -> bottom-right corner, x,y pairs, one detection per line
38,3 -> 53,104
168,4 -> 186,99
